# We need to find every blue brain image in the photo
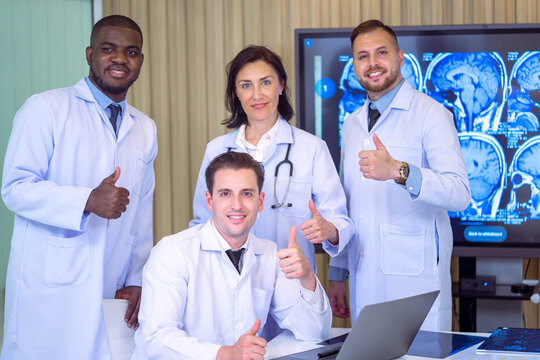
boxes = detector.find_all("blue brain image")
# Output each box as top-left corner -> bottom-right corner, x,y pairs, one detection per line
461,138 -> 501,201
516,144 -> 540,189
516,52 -> 540,91
507,52 -> 540,132
427,52 -> 504,132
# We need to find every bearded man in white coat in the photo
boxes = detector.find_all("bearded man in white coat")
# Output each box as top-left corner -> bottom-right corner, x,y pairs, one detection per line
1,15 -> 157,359
132,152 -> 331,360
328,20 -> 471,331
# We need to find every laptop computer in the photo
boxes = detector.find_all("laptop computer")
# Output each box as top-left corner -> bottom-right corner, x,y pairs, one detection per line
274,290 -> 440,360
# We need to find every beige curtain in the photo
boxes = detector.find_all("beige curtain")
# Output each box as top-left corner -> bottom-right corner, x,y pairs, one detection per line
103,0 -> 540,329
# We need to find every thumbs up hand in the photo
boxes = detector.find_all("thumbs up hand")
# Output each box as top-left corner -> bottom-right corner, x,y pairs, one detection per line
300,199 -> 338,245
217,319 -> 267,360
277,226 -> 317,291
358,133 -> 402,181
85,166 -> 130,219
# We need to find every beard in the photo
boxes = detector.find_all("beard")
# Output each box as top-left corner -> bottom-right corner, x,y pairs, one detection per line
89,67 -> 137,95
359,66 -> 400,93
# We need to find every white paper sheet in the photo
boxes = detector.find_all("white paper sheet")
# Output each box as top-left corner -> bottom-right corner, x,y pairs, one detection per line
103,299 -> 135,360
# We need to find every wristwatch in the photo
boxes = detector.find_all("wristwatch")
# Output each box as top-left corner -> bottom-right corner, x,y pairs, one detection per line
394,162 -> 409,185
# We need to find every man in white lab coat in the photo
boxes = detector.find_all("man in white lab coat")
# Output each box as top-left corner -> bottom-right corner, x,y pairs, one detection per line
1,15 -> 157,359
328,20 -> 471,331
132,152 -> 331,360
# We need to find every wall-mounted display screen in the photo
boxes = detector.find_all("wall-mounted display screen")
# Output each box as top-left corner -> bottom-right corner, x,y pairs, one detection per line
295,24 -> 540,257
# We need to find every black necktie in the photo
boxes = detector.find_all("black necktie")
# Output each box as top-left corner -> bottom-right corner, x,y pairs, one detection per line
368,105 -> 381,131
108,104 -> 121,134
226,248 -> 245,274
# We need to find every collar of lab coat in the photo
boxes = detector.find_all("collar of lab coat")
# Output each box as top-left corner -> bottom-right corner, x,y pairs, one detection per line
223,117 -> 294,163
199,220 -> 266,255
72,78 -> 135,141
359,80 -> 414,132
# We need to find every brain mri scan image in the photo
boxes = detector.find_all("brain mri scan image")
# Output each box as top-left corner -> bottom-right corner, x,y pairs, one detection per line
506,51 -> 540,133
425,52 -> 507,132
507,135 -> 540,219
450,132 -> 506,219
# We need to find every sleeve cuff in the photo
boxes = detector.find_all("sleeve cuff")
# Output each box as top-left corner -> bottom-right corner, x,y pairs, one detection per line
404,163 -> 422,197
328,266 -> 349,282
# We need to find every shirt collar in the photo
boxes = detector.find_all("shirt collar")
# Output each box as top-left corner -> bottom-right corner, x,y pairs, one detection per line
210,219 -> 249,252
84,77 -> 127,115
235,118 -> 280,161
368,78 -> 405,114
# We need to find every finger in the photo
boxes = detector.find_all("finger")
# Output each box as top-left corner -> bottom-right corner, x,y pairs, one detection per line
108,166 -> 121,185
251,336 -> 268,349
373,133 -> 386,151
126,296 -> 140,328
288,226 -> 297,249
119,187 -> 130,198
299,218 -> 312,231
308,199 -> 320,218
246,319 -> 261,336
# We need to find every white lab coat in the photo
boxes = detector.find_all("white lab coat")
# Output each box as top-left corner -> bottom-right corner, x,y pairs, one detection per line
333,81 -> 471,331
131,221 -> 332,360
1,79 -> 157,360
190,119 -> 354,270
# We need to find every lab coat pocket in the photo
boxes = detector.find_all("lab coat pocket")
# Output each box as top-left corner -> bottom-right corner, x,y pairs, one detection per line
44,232 -> 90,286
252,287 -> 272,322
275,176 -> 312,218
379,224 -> 425,276
385,142 -> 422,168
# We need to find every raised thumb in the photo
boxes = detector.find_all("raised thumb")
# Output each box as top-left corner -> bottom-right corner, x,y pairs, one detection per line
288,226 -> 297,249
107,166 -> 121,185
308,199 -> 319,218
373,133 -> 386,150
247,319 -> 261,336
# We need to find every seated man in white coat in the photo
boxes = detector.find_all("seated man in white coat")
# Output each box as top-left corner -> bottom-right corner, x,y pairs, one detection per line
132,152 -> 332,360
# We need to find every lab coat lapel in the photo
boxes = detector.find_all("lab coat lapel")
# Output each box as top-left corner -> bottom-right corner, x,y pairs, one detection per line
263,118 -> 293,164
369,81 -> 414,132
200,221 -> 247,276
116,106 -> 134,142
73,79 -> 120,141
239,234 -> 265,278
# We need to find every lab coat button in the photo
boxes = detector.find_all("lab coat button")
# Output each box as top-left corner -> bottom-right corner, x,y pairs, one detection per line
236,323 -> 244,330
408,186 -> 413,191
364,139 -> 370,145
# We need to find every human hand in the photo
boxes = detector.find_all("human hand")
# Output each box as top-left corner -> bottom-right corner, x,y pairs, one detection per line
85,166 -> 130,219
300,199 -> 339,245
115,286 -> 141,330
358,133 -> 402,181
217,319 -> 267,360
328,281 -> 350,319
277,226 -> 317,291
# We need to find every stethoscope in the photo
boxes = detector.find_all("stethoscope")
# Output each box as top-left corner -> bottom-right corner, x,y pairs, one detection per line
271,143 -> 293,209
227,143 -> 293,209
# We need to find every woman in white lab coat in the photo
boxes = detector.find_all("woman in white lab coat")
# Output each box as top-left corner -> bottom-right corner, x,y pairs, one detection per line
191,46 -> 353,272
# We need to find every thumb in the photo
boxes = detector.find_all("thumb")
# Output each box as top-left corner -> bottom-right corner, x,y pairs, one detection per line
247,319 -> 261,336
288,226 -> 298,249
308,199 -> 320,218
107,166 -> 121,185
373,133 -> 386,151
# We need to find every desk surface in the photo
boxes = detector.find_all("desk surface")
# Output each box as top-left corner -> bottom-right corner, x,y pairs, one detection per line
266,329 -> 537,359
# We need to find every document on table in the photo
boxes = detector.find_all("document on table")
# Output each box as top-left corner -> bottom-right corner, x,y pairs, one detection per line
102,299 -> 135,360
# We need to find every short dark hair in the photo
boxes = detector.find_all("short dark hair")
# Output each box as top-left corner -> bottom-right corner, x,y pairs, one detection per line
223,45 -> 294,129
349,19 -> 399,50
91,15 -> 143,47
205,152 -> 265,195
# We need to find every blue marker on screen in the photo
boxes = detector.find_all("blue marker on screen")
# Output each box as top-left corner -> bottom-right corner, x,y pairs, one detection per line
464,226 -> 507,242
304,39 -> 312,47
315,78 -> 336,99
